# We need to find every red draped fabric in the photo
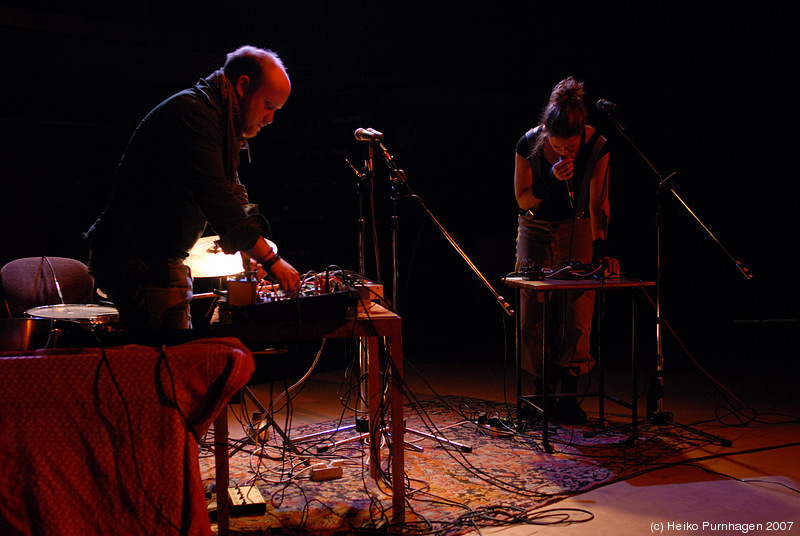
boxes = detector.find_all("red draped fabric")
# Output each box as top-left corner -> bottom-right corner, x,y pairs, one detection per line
0,337 -> 253,536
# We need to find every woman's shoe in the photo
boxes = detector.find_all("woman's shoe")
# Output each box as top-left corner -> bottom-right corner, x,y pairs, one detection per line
555,396 -> 587,425
555,372 -> 587,425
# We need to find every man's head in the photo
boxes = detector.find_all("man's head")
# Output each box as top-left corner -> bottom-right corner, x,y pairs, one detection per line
224,46 -> 291,139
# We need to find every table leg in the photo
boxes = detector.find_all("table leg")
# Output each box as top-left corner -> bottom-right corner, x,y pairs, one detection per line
367,335 -> 381,480
214,409 -> 230,535
631,290 -> 639,441
388,332 -> 405,524
541,290 -> 552,452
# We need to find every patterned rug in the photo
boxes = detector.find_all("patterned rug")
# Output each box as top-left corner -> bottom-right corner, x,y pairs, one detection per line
200,395 -> 708,535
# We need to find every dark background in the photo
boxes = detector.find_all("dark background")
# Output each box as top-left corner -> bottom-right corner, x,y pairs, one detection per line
2,3 -> 796,372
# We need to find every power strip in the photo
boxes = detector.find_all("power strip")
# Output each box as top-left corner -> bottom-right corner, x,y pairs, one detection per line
310,460 -> 344,481
228,484 -> 266,516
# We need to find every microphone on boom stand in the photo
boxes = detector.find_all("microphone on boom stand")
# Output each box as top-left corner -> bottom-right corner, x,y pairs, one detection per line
354,128 -> 384,142
596,99 -> 617,112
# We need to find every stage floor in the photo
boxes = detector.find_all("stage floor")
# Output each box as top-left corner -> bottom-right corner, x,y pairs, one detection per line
222,338 -> 800,535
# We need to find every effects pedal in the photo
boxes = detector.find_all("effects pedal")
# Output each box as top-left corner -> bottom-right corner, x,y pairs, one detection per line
228,484 -> 266,516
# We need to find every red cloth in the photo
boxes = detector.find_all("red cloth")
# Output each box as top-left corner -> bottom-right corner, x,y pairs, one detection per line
0,337 -> 254,536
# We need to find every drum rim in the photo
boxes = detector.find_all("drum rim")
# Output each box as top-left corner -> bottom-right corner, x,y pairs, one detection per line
25,303 -> 119,319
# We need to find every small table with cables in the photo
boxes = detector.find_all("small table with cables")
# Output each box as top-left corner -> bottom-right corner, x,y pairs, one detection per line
213,302 -> 405,534
503,276 -> 654,452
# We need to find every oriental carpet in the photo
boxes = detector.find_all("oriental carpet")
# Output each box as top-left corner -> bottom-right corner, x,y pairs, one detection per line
200,395 -> 708,535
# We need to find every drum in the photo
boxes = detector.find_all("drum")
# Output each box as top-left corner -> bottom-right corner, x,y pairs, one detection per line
0,318 -> 55,351
25,304 -> 120,332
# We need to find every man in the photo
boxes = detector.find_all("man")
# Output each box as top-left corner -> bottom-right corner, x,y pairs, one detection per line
85,46 -> 300,335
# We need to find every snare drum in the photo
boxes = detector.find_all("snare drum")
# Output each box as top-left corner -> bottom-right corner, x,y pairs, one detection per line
25,304 -> 120,332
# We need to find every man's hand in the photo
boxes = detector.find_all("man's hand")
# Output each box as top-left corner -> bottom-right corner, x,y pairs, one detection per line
264,257 -> 301,296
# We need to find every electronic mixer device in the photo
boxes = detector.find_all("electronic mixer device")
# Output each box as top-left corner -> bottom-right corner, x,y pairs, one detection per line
506,261 -> 605,281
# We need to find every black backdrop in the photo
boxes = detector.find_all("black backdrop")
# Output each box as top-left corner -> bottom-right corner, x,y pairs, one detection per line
2,2 -> 796,369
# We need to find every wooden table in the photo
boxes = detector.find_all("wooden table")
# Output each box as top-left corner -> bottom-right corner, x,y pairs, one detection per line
214,302 -> 405,534
503,277 -> 654,451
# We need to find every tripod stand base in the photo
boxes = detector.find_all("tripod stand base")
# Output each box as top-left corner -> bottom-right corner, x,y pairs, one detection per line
649,409 -> 673,426
234,386 -> 309,459
648,411 -> 733,447
311,423 -> 472,454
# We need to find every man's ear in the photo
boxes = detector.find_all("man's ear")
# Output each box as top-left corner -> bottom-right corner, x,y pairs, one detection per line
234,75 -> 250,98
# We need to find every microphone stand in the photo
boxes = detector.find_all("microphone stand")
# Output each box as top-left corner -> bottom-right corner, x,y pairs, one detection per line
344,143 -> 383,435
348,142 -> 382,283
350,134 -> 513,456
316,133 -> 475,456
601,106 -> 749,446
374,141 -> 514,318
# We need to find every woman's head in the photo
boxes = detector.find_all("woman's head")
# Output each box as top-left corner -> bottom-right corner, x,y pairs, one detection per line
540,77 -> 586,139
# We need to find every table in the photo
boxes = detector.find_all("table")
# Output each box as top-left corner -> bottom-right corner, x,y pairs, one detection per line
214,302 -> 405,534
503,277 -> 654,451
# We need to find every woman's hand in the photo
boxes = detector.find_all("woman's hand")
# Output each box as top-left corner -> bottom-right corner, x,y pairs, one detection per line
550,156 -> 574,182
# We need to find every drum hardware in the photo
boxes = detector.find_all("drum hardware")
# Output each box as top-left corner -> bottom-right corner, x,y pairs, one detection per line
186,235 -> 279,279
19,304 -> 120,349
188,235 -> 280,320
0,318 -> 55,351
186,235 -> 243,278
25,304 -> 120,334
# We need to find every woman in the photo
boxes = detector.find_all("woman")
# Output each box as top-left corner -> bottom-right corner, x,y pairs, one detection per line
514,77 -> 619,424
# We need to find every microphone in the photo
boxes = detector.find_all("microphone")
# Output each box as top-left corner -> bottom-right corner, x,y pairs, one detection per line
596,99 -> 617,112
565,177 -> 575,209
354,127 -> 384,142
552,154 -> 575,209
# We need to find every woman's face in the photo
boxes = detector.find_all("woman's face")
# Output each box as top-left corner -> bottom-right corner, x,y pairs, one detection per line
547,134 -> 581,159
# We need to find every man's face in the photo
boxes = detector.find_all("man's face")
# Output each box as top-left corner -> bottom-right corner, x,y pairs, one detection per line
237,66 -> 291,140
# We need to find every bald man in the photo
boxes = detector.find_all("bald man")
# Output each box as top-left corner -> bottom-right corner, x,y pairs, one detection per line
85,46 -> 300,334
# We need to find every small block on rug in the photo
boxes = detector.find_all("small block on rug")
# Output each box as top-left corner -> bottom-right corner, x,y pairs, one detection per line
228,485 -> 266,516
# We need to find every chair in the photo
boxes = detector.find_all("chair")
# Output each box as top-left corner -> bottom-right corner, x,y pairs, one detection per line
1,256 -> 94,317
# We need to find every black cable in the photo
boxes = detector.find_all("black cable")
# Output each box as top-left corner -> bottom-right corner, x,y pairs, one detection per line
636,288 -> 797,429
93,343 -> 184,533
